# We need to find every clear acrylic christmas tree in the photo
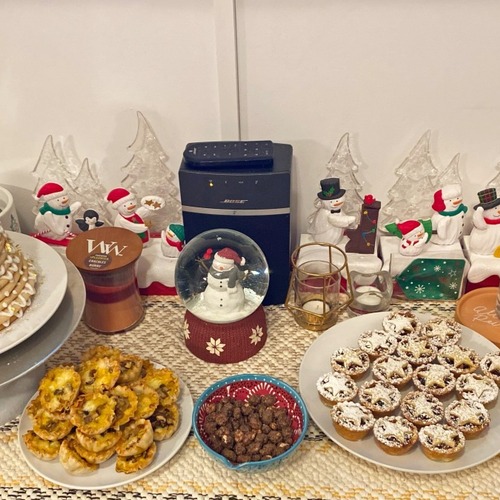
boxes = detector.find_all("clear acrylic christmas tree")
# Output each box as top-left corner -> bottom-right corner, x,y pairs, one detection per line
31,135 -> 82,216
32,136 -> 74,196
378,130 -> 438,231
323,133 -> 364,222
53,136 -> 84,179
120,111 -> 182,234
486,162 -> 500,191
434,153 -> 463,188
31,135 -> 111,226
66,158 -> 113,226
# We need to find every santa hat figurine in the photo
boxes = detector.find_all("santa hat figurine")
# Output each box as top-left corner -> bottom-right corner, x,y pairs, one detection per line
385,218 -> 432,256
106,187 -> 165,244
32,182 -> 82,245
106,187 -> 136,208
36,182 -> 66,202
432,184 -> 462,212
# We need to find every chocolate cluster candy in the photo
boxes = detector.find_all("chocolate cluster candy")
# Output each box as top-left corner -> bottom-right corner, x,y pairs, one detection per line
202,394 -> 294,463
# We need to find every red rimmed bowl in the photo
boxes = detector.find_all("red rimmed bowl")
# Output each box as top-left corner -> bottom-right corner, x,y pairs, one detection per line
193,374 -> 308,471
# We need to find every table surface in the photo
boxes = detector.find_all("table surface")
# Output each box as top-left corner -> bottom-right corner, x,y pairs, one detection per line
1,296 -> 499,500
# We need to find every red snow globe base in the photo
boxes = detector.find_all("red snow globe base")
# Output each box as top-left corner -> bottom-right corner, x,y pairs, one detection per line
184,305 -> 267,364
175,228 -> 270,364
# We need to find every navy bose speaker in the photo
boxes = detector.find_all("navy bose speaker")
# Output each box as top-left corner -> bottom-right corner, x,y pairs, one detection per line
179,141 -> 292,305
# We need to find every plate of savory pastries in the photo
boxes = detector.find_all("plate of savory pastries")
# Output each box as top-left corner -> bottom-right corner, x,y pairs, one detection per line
299,311 -> 500,474
18,346 -> 193,489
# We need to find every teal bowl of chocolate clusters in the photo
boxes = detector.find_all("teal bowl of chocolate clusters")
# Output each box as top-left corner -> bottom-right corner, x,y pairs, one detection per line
192,374 -> 309,471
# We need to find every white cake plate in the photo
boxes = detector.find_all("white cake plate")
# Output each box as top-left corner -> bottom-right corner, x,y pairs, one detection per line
0,257 -> 86,423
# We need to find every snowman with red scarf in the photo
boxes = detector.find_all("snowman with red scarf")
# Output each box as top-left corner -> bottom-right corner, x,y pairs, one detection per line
203,247 -> 248,313
470,187 -> 500,256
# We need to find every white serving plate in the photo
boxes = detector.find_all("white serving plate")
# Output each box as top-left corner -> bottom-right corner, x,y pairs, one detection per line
0,257 -> 84,387
18,378 -> 193,490
0,257 -> 85,423
0,232 -> 67,354
299,311 -> 500,474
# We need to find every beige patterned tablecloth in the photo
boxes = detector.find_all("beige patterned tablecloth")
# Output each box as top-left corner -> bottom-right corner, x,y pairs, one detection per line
1,297 -> 499,499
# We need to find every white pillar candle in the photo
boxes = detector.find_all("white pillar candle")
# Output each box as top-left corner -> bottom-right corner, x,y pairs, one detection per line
354,286 -> 383,307
303,299 -> 331,314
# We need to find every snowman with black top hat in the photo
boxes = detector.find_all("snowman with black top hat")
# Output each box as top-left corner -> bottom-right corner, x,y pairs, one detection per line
308,177 -> 356,245
470,187 -> 500,256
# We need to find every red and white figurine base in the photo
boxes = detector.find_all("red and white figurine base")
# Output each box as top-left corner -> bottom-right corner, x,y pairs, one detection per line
183,305 -> 267,364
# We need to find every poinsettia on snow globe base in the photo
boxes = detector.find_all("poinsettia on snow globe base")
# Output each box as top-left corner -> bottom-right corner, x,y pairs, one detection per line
175,229 -> 269,364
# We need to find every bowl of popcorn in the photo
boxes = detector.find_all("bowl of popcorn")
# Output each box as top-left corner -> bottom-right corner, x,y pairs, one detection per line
193,374 -> 308,471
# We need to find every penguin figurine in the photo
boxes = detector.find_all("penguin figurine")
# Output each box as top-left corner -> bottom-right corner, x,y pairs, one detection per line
76,209 -> 105,232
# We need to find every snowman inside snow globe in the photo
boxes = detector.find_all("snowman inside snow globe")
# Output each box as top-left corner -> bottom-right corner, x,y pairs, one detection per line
203,247 -> 248,313
175,228 -> 269,363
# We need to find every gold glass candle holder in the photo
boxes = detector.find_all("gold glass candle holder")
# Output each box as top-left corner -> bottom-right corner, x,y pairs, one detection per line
285,242 -> 353,331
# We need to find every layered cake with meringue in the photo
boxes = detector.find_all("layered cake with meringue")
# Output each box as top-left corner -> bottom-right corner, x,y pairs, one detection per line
0,225 -> 37,332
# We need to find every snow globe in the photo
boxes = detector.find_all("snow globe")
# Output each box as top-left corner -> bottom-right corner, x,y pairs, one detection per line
175,228 -> 269,363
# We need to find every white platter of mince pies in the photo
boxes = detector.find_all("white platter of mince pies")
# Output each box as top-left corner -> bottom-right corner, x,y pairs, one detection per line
17,345 -> 193,490
299,311 -> 500,474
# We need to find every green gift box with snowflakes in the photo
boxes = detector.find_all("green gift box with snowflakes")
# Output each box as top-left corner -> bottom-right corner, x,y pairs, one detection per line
393,258 -> 467,300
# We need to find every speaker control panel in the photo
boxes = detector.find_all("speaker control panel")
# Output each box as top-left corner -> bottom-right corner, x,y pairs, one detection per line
183,141 -> 273,168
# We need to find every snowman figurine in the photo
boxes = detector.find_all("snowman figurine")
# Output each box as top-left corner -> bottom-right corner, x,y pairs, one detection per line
160,223 -> 185,258
385,219 -> 432,257
106,187 -> 164,244
34,182 -> 82,244
203,247 -> 247,313
431,184 -> 468,245
469,187 -> 500,256
307,178 -> 356,245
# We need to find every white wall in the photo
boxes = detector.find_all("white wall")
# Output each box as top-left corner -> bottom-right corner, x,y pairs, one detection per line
3,0 -> 500,245
237,0 -> 500,244
0,0 -> 222,206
